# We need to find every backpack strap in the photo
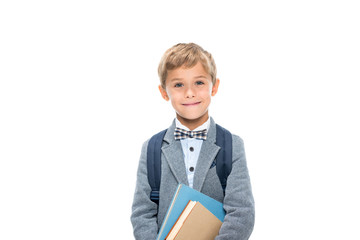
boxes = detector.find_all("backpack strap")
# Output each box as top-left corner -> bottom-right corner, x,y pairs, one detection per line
215,124 -> 233,194
147,129 -> 167,204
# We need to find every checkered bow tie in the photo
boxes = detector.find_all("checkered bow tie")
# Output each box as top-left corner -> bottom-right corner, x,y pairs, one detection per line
174,127 -> 207,140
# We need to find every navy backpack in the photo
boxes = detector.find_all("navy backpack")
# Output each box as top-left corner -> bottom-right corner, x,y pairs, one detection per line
147,124 -> 233,204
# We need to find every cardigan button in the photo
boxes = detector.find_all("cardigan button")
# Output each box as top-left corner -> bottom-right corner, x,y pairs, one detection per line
189,147 -> 194,152
189,167 -> 194,172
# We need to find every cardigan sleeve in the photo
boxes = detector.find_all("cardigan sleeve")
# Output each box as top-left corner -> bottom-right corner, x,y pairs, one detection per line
215,135 -> 255,240
130,140 -> 159,240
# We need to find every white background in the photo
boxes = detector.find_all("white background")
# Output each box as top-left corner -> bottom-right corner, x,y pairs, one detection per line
1,0 -> 359,239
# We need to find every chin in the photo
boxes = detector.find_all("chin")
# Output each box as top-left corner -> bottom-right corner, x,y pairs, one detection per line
179,114 -> 207,122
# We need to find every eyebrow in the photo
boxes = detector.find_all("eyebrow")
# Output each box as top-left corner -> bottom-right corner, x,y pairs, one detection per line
194,75 -> 208,79
169,77 -> 183,82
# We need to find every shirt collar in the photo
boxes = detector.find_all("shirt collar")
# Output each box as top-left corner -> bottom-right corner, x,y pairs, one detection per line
175,117 -> 211,132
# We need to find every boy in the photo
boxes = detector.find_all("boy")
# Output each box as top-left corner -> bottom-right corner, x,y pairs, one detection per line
131,43 -> 255,240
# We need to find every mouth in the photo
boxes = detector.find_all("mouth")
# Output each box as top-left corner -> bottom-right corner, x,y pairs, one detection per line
182,102 -> 201,106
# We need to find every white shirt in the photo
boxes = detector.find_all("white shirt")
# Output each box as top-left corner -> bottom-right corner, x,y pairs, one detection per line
175,117 -> 211,188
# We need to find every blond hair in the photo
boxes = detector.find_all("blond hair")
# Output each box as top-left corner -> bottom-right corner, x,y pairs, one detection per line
158,43 -> 217,89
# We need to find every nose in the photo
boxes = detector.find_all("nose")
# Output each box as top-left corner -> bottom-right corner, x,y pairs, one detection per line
185,86 -> 195,98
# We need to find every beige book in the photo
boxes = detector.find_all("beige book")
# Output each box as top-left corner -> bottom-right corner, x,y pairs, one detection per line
166,201 -> 223,240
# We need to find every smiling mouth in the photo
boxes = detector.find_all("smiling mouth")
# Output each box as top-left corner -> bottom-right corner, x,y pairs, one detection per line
182,102 -> 201,106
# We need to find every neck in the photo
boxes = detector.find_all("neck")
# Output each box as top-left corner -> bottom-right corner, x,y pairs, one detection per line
176,113 -> 209,131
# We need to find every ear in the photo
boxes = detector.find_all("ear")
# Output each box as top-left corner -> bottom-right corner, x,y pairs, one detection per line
211,79 -> 220,96
158,85 -> 170,101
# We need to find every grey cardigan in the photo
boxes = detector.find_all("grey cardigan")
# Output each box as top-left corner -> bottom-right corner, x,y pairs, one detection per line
131,118 -> 255,240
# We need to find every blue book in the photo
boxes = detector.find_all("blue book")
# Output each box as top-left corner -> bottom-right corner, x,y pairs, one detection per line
156,184 -> 225,240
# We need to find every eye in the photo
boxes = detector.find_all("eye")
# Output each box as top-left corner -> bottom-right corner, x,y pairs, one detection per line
174,83 -> 183,88
195,81 -> 205,85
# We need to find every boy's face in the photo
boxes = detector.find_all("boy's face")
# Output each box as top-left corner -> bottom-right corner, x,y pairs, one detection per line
159,62 -> 220,129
